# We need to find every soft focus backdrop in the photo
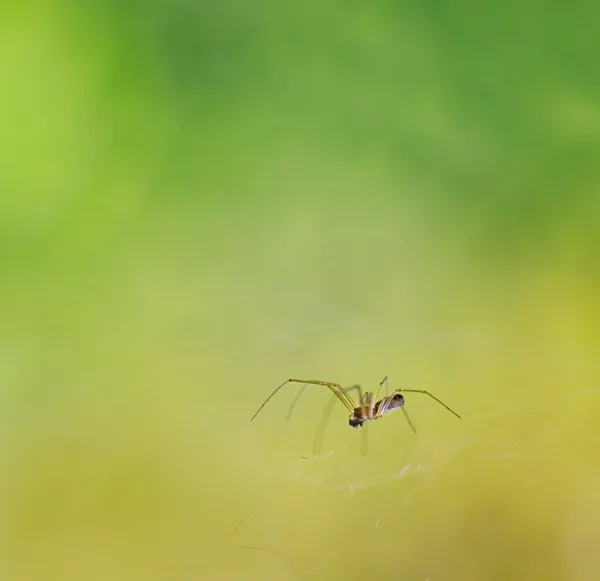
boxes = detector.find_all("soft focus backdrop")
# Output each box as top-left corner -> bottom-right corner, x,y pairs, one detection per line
1,2 -> 599,580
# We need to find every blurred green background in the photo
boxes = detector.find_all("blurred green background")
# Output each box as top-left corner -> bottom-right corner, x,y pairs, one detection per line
1,1 -> 599,580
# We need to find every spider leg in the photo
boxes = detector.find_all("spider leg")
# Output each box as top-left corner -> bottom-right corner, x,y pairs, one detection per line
250,379 -> 358,422
368,392 -> 376,419
400,389 -> 461,419
316,380 -> 359,413
351,383 -> 364,405
375,392 -> 395,418
374,376 -> 390,400
401,407 -> 417,433
356,389 -> 370,456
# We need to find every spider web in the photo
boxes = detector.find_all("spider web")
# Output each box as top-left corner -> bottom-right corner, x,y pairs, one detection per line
287,434 -> 468,495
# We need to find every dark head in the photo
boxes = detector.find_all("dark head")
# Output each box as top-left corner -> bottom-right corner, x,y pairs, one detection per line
349,411 -> 366,428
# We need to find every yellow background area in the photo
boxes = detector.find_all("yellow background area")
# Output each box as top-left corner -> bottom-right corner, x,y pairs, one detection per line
1,2 -> 599,580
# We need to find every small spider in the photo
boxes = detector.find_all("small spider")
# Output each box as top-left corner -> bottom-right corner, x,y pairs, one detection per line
250,376 -> 461,432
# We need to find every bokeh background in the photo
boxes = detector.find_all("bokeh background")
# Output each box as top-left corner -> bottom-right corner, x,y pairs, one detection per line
1,1 -> 599,580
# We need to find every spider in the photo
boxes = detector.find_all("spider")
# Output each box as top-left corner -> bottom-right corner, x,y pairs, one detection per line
250,376 -> 461,433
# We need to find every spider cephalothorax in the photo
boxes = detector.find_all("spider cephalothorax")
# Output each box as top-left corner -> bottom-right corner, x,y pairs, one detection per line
349,412 -> 366,428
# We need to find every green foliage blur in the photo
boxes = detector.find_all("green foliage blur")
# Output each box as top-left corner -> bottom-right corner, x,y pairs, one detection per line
1,1 -> 599,580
